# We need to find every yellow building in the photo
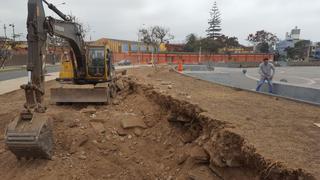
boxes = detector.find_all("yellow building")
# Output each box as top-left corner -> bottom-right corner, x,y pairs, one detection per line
92,38 -> 157,53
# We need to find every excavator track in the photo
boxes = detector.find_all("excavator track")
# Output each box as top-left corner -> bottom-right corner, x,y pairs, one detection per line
5,113 -> 53,160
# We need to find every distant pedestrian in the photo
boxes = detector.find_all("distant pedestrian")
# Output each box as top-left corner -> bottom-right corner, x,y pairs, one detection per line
256,58 -> 275,93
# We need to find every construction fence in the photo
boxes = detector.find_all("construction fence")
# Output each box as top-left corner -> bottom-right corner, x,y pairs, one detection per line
112,52 -> 274,65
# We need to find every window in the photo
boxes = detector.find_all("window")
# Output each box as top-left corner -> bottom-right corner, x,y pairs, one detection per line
88,48 -> 105,77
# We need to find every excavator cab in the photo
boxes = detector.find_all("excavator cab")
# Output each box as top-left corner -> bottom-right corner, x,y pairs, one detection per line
86,46 -> 110,80
59,46 -> 112,82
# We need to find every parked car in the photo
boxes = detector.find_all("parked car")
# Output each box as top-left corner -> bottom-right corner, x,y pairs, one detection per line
117,59 -> 131,66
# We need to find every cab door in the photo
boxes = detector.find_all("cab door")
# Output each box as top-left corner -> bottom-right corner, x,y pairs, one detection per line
87,47 -> 106,79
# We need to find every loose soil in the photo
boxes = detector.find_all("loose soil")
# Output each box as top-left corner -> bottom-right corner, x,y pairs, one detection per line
0,65 -> 318,180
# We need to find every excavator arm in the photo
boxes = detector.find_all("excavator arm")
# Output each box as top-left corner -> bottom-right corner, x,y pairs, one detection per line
5,0 -> 88,159
45,17 -> 87,80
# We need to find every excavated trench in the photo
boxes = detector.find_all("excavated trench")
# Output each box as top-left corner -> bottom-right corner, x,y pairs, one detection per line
126,78 -> 316,180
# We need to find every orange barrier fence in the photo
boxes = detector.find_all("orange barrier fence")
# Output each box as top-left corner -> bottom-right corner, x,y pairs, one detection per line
113,52 -> 274,65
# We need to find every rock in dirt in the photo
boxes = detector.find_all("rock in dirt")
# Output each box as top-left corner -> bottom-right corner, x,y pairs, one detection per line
81,106 -> 97,114
189,146 -> 209,164
181,131 -> 198,144
167,85 -> 173,89
113,99 -> 121,105
134,128 -> 143,137
168,114 -> 190,123
69,135 -> 89,154
0,148 -> 5,154
90,118 -> 106,123
68,120 -> 79,128
121,118 -> 147,129
78,155 -> 87,160
187,166 -> 219,180
177,153 -> 189,165
178,92 -> 189,96
90,122 -> 106,134
117,128 -> 128,136
161,81 -> 172,86
78,135 -> 89,147
116,80 -> 125,91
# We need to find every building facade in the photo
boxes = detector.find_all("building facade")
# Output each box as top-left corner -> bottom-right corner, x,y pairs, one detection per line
276,26 -> 301,56
93,38 -> 158,53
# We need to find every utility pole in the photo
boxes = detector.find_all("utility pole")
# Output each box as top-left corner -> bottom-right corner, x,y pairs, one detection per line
199,37 -> 202,64
3,24 -> 7,39
9,24 -> 15,42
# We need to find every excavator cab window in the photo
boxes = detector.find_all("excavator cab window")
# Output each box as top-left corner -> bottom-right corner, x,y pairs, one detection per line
88,47 -> 106,77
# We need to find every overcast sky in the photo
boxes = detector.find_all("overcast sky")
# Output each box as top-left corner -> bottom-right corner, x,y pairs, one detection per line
1,0 -> 320,45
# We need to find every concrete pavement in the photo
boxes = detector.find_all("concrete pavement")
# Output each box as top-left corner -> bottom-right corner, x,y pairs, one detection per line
0,72 -> 59,95
184,68 -> 257,90
183,65 -> 320,105
246,66 -> 320,89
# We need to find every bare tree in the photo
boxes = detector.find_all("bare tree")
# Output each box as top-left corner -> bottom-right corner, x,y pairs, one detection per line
152,26 -> 174,44
139,25 -> 174,52
69,15 -> 90,40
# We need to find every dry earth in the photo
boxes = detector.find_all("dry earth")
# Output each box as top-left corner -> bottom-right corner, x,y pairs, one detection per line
0,66 -> 318,180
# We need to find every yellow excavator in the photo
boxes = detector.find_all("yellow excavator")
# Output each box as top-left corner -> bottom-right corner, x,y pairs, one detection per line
51,45 -> 117,104
5,0 -> 119,159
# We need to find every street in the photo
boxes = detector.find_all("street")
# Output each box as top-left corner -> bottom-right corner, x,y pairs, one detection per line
0,65 -> 60,81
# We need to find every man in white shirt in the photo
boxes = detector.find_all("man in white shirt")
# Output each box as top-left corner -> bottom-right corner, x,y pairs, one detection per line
256,58 -> 275,93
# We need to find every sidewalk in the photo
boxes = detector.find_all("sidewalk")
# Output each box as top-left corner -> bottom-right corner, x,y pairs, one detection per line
0,64 -> 60,73
0,72 -> 59,95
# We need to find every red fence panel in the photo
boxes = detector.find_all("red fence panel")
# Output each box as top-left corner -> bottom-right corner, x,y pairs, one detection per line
112,52 -> 274,65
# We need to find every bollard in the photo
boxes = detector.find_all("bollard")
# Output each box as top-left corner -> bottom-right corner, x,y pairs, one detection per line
178,61 -> 183,73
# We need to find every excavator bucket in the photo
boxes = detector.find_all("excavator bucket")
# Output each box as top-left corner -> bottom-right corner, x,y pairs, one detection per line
5,113 -> 53,160
50,84 -> 111,104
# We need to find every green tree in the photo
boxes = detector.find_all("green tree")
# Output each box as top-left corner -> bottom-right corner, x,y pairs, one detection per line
207,1 -> 222,39
225,36 -> 240,47
201,38 -> 224,53
256,42 -> 270,53
247,30 -> 279,53
217,35 -> 240,49
184,33 -> 198,52
286,40 -> 311,60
